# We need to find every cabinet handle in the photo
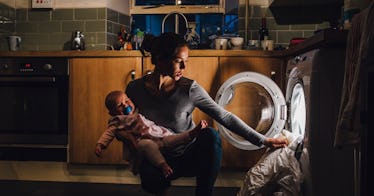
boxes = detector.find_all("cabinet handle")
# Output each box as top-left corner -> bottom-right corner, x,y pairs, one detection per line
130,70 -> 136,80
146,70 -> 153,75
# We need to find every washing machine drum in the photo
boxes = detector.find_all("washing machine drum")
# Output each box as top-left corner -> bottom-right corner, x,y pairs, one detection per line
215,72 -> 287,150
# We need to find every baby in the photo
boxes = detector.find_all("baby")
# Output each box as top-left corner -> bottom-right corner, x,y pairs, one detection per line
95,90 -> 207,177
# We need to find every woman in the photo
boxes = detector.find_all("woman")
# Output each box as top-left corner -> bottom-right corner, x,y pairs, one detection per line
125,32 -> 287,196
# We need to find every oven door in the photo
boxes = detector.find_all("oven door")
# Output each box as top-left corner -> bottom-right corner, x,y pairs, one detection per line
0,75 -> 68,146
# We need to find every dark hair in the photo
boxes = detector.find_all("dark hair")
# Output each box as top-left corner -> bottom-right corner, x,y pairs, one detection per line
105,90 -> 122,115
141,32 -> 188,65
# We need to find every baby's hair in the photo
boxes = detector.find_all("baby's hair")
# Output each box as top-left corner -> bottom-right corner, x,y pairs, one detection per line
105,90 -> 123,114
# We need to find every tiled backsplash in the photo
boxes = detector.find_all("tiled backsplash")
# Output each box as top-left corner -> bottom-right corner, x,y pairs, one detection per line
238,5 -> 331,48
0,4 -> 130,51
1,2 -> 329,51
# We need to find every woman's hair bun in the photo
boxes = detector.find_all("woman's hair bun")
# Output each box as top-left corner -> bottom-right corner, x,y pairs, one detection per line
140,33 -> 155,56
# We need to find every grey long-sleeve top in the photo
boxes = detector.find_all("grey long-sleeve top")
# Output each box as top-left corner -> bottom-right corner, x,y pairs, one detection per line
126,76 -> 266,149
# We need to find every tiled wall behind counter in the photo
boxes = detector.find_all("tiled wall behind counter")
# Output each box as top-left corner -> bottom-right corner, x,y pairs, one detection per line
0,6 -> 130,51
237,4 -> 331,48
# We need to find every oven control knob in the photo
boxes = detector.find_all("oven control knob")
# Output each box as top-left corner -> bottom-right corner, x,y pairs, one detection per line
3,64 -> 9,70
43,63 -> 53,71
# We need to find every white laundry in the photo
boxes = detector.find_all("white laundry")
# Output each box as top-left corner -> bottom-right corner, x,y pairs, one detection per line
237,130 -> 303,196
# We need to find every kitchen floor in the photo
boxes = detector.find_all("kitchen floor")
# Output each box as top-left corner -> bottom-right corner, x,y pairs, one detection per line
0,180 -> 240,196
0,160 -> 245,195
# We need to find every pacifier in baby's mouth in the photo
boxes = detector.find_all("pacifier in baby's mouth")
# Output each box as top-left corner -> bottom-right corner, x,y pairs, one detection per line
123,105 -> 132,115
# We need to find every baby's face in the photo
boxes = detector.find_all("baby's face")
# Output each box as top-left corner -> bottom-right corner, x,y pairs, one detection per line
113,93 -> 135,115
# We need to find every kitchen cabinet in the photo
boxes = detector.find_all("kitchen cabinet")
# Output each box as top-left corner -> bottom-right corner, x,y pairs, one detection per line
218,56 -> 286,169
68,57 -> 142,164
184,57 -> 220,125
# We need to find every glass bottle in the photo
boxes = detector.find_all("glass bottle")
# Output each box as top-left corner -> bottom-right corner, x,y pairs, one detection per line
258,17 -> 269,42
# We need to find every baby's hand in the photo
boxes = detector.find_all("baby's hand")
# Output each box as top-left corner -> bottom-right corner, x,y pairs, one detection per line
200,120 -> 208,129
95,143 -> 104,157
189,120 -> 208,139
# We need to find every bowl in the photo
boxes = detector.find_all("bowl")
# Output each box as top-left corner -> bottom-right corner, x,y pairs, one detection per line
230,37 -> 244,49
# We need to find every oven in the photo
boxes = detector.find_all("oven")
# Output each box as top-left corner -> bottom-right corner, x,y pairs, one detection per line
0,57 -> 69,161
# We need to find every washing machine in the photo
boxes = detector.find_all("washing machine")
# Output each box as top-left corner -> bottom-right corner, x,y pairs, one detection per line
215,47 -> 355,196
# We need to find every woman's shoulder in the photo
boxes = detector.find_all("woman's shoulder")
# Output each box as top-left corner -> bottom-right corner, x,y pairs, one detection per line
178,77 -> 194,87
126,76 -> 146,93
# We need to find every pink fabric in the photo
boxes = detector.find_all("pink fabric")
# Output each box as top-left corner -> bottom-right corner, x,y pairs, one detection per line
97,112 -> 173,147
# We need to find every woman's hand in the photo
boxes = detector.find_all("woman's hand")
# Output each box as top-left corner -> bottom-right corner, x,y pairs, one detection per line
263,137 -> 288,149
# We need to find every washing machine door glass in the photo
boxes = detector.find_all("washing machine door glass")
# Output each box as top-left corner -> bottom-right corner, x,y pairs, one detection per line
289,82 -> 306,139
286,67 -> 307,141
215,72 -> 286,150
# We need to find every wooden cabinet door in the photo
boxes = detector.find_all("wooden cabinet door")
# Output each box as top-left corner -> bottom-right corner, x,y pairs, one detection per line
218,56 -> 285,169
69,57 -> 142,164
184,57 -> 220,126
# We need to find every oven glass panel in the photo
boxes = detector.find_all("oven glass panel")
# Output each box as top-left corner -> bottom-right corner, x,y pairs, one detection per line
0,77 -> 68,134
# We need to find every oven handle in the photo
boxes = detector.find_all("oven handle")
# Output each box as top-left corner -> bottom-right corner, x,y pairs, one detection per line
0,76 -> 56,82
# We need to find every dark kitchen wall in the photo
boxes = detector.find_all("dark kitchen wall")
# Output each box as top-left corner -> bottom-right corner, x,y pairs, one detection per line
0,5 -> 130,51
238,5 -> 331,48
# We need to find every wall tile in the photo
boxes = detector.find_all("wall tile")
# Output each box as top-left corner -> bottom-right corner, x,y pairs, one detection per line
52,9 -> 74,21
39,44 -> 65,51
97,32 -> 107,44
98,8 -> 106,20
62,21 -> 85,32
118,13 -> 130,25
28,10 -> 51,21
16,9 -> 27,20
291,24 -> 316,30
47,32 -> 71,44
83,32 -> 97,46
20,44 -> 38,51
107,21 -> 114,33
0,23 -> 14,33
86,20 -> 106,32
75,8 -> 98,20
39,21 -> 61,33
317,22 -> 330,29
112,23 -> 122,35
304,31 -> 315,38
21,34 -> 44,44
2,6 -> 128,51
277,31 -> 303,43
16,22 -> 39,33
107,8 -> 118,22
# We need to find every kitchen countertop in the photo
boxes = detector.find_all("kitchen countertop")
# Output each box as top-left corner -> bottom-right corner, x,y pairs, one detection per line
0,29 -> 347,58
0,49 -> 283,58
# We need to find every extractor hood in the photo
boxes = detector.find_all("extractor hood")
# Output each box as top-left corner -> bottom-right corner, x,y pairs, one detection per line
269,0 -> 343,27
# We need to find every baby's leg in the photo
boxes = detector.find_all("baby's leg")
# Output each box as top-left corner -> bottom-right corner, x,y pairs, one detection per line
137,139 -> 173,178
162,120 -> 208,147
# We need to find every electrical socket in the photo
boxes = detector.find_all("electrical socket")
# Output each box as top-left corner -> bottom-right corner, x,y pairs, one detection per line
31,0 -> 54,9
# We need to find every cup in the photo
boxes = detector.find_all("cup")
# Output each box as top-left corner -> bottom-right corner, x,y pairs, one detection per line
215,38 -> 228,50
247,40 -> 260,49
261,40 -> 274,51
7,36 -> 21,51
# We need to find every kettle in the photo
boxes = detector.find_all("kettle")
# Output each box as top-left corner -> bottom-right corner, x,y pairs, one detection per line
71,30 -> 85,50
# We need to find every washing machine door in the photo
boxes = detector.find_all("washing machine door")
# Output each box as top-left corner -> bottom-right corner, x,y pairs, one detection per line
215,72 -> 287,150
285,67 -> 306,140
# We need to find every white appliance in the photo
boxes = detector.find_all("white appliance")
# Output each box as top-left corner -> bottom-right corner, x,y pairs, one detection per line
215,48 -> 355,196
